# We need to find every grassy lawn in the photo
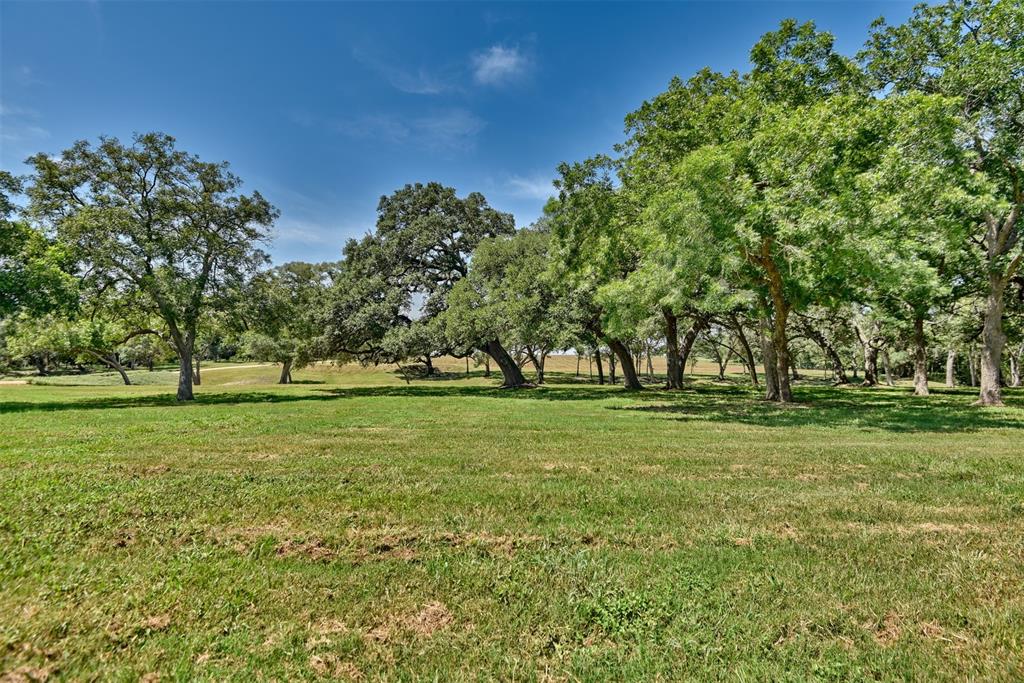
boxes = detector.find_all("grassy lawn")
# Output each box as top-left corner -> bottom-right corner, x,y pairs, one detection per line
1,360 -> 1022,680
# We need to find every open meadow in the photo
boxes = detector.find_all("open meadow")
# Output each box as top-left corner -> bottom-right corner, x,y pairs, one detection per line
2,360 -> 1023,680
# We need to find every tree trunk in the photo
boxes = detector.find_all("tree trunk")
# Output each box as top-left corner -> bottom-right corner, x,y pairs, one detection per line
770,307 -> 793,402
481,339 -> 528,388
912,315 -> 929,396
176,342 -> 195,401
535,352 -> 546,385
424,355 -> 434,376
882,350 -> 894,387
605,337 -> 643,390
804,322 -> 848,384
576,353 -> 581,378
763,272 -> 793,401
608,351 -> 617,384
678,316 -> 708,384
759,316 -> 780,401
111,358 -> 132,386
968,350 -> 977,387
193,355 -> 202,386
595,348 -> 605,385
663,308 -> 683,389
978,277 -> 1007,406
730,316 -> 759,387
483,356 -> 490,377
945,349 -> 956,388
279,358 -> 293,384
1010,345 -> 1022,387
863,346 -> 879,386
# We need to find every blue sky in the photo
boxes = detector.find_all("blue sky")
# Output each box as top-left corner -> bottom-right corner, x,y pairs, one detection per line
1,1 -> 913,264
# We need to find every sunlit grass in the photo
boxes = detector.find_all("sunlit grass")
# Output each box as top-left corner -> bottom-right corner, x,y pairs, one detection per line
1,362 -> 1021,680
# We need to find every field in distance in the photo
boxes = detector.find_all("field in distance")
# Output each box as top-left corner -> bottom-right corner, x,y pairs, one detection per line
1,361 -> 1022,680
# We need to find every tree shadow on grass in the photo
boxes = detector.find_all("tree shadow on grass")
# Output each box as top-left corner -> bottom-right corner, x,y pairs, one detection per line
0,383 -> 617,414
611,383 -> 1024,433
1,381 -> 1019,433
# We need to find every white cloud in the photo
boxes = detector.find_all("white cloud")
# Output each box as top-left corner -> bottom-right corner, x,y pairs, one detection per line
507,173 -> 555,200
472,45 -> 528,86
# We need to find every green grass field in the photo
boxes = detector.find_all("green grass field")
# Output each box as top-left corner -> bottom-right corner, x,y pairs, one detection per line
2,360 -> 1022,681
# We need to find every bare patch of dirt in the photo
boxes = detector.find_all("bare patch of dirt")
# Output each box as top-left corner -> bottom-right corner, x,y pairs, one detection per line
367,601 -> 454,642
842,521 -> 999,537
918,621 -> 973,647
309,654 -> 363,680
773,522 -> 800,540
141,614 -> 171,631
869,612 -> 902,646
276,538 -> 336,561
405,601 -> 453,637
313,618 -> 350,635
541,462 -> 593,474
0,666 -> 53,683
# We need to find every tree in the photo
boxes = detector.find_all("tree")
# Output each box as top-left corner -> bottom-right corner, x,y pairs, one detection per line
26,133 -> 277,400
322,183 -> 522,385
0,171 -> 77,318
548,159 -> 645,390
241,261 -> 337,383
863,0 -> 1024,405
443,226 -> 581,385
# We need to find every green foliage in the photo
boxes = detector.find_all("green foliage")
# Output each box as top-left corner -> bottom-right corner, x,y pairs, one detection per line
0,172 -> 77,318
240,261 -> 337,368
322,183 -> 514,366
25,133 -> 277,398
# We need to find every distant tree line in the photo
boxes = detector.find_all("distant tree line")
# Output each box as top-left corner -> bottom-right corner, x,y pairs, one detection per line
1,0 -> 1021,404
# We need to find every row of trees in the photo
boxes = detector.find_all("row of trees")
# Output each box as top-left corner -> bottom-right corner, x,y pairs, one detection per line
1,0 -> 1021,405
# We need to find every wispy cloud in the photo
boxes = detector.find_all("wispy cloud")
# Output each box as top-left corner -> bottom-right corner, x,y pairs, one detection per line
331,109 -> 485,154
12,66 -> 45,87
353,48 -> 455,95
472,45 -> 529,86
332,114 -> 411,144
507,173 -> 555,200
274,218 -> 337,246
0,101 -> 49,143
412,109 -> 485,153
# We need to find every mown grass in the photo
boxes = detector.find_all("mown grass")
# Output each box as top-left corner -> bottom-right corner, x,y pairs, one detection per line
1,361 -> 1022,680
